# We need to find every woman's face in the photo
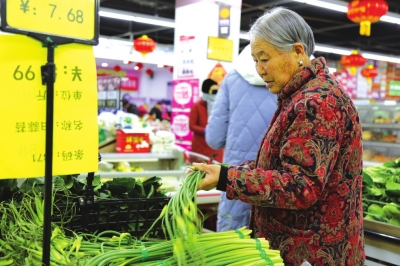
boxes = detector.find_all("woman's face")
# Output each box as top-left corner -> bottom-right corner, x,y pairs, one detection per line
251,38 -> 300,94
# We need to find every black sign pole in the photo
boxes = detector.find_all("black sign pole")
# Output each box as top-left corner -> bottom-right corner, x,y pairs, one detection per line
41,42 -> 56,266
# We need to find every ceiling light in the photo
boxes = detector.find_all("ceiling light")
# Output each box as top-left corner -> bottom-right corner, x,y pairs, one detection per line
157,64 -> 164,68
292,0 -> 347,12
315,44 -> 351,56
123,60 -> 129,64
99,8 -> 175,28
101,63 -> 108,67
292,0 -> 400,24
380,15 -> 400,24
314,44 -> 400,64
134,66 -> 139,70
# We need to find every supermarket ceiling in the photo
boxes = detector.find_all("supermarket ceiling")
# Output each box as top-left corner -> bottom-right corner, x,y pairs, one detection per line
98,0 -> 400,60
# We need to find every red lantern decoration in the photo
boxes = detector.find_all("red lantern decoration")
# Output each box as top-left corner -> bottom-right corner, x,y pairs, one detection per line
361,64 -> 379,86
340,50 -> 367,76
135,63 -> 144,71
169,67 -> 174,73
347,0 -> 388,36
133,35 -> 156,57
113,65 -> 121,72
145,69 -> 154,78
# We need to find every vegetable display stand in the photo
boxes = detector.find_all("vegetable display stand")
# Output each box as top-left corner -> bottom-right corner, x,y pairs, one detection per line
53,168 -> 170,239
53,195 -> 169,239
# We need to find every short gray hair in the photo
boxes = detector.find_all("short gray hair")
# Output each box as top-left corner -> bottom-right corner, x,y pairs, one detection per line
249,7 -> 315,56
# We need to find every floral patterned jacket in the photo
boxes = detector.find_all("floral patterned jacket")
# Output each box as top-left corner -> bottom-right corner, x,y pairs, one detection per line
219,57 -> 365,265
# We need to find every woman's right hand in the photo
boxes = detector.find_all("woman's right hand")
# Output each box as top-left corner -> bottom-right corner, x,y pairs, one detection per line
192,163 -> 221,191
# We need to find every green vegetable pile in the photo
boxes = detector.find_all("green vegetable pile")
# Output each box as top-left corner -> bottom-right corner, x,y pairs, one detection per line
0,175 -> 168,239
363,157 -> 400,226
0,167 -> 284,265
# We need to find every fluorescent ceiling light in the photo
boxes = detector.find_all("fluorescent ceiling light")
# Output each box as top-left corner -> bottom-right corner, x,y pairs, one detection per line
314,44 -> 400,64
101,63 -> 108,67
315,44 -> 351,56
99,8 -> 175,28
292,0 -> 347,12
380,15 -> 400,24
292,0 -> 400,24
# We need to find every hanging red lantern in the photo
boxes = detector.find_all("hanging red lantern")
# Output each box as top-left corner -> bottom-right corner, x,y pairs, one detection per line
347,0 -> 388,37
133,35 -> 157,57
361,64 -> 379,86
113,65 -> 121,72
135,63 -> 144,71
169,67 -> 174,73
145,69 -> 154,78
340,50 -> 367,76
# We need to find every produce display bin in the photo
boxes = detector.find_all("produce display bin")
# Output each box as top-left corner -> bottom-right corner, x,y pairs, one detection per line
52,155 -> 170,239
53,196 -> 169,239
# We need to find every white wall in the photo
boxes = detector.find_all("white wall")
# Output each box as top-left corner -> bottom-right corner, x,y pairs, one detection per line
137,66 -> 173,103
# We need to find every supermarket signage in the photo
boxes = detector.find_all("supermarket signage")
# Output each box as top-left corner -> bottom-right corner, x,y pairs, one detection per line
0,0 -> 99,45
389,80 -> 400,96
0,35 -> 98,179
218,4 -> 230,38
207,36 -> 233,62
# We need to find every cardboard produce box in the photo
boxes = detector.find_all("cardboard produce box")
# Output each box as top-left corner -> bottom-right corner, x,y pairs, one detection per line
116,129 -> 151,153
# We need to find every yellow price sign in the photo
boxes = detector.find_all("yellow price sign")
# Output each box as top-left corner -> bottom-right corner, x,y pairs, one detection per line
1,0 -> 98,44
207,36 -> 234,62
0,35 -> 98,179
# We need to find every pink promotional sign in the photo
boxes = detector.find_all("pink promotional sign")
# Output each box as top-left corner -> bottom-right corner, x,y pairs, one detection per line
171,111 -> 193,143
172,79 -> 199,109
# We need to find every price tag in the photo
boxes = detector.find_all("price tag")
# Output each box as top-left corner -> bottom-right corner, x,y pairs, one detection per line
0,0 -> 98,45
207,36 -> 234,62
0,35 -> 98,179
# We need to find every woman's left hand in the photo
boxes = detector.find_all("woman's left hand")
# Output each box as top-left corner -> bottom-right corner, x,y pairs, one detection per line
192,163 -> 221,191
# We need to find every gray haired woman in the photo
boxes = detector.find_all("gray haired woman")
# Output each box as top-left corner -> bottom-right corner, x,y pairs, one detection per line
191,6 -> 365,265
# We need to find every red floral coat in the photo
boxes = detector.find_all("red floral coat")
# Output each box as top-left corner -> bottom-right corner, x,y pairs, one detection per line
224,58 -> 365,265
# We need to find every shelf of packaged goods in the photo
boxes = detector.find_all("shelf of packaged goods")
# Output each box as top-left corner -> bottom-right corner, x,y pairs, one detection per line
361,123 -> 400,129
363,141 -> 400,148
99,152 -> 177,162
167,190 -> 221,205
79,170 -> 184,179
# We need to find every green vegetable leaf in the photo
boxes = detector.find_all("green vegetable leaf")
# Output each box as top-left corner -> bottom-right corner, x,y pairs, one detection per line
362,171 -> 373,186
106,178 -> 136,196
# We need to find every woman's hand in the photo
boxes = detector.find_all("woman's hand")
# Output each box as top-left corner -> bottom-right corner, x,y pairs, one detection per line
192,163 -> 221,191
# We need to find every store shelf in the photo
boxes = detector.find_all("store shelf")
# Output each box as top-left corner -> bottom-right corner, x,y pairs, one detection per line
362,123 -> 400,129
363,141 -> 400,148
100,152 -> 176,161
79,170 -> 184,179
364,161 -> 383,167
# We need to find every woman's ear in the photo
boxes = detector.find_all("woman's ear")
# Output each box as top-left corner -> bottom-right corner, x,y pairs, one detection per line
293,42 -> 306,57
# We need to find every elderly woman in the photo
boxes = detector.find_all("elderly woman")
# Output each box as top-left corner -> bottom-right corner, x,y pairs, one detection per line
192,7 -> 365,266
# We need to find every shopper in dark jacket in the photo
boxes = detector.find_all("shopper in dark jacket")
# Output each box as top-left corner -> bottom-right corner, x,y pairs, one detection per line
122,99 -> 139,116
206,45 -> 277,232
190,7 -> 365,266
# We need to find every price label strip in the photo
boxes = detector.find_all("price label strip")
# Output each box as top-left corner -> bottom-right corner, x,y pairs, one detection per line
0,0 -> 98,45
0,35 -> 98,178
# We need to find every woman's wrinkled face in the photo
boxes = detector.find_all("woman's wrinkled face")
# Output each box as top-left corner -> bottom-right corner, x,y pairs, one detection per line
251,38 -> 299,94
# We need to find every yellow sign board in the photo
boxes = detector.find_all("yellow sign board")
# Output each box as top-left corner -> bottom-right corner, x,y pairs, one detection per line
207,36 -> 234,62
0,35 -> 98,179
1,0 -> 98,44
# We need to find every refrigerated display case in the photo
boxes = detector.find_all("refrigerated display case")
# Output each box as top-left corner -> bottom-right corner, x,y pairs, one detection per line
356,101 -> 400,166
